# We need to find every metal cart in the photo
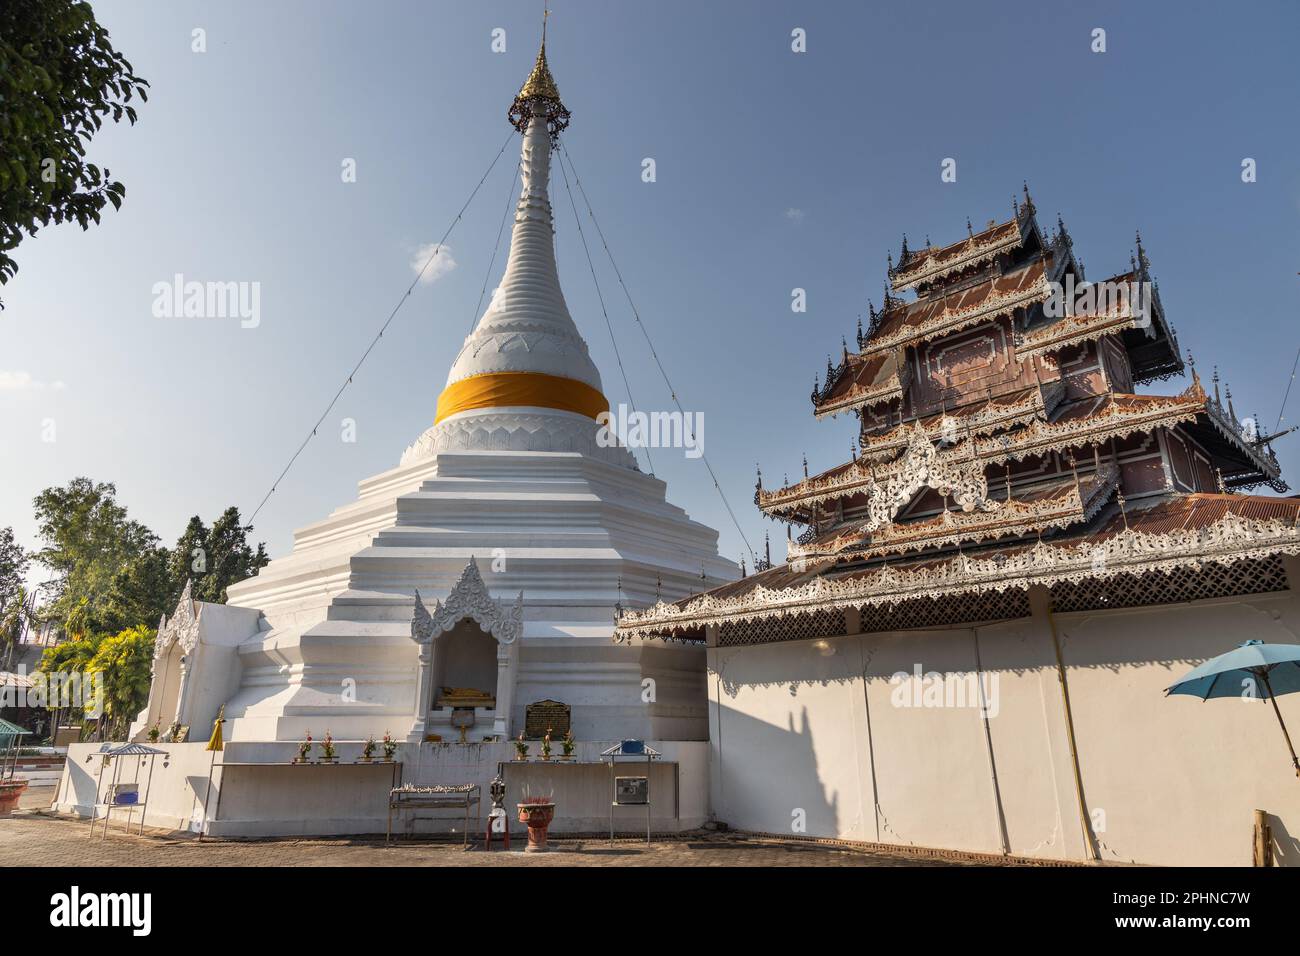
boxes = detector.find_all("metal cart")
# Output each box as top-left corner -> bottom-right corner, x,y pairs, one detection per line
602,741 -> 660,844
87,743 -> 165,839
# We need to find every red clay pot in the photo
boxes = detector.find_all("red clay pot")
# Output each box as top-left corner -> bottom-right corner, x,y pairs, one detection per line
517,802 -> 556,852
0,780 -> 29,817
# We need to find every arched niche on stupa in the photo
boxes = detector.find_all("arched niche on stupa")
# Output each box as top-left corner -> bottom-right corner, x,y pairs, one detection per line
409,560 -> 523,741
134,581 -> 200,741
428,619 -> 498,709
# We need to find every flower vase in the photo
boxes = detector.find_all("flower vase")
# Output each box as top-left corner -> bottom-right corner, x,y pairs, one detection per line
516,802 -> 556,852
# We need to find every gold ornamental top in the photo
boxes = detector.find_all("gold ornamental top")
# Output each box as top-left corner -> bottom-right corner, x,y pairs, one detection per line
509,35 -> 570,141
518,42 -> 561,102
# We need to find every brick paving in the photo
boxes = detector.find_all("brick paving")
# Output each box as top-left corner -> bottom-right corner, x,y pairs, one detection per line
2,787 -> 985,867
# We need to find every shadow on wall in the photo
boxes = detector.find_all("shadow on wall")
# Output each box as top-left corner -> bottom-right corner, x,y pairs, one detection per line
716,702 -> 841,838
1271,813 -> 1300,867
714,633 -> 869,840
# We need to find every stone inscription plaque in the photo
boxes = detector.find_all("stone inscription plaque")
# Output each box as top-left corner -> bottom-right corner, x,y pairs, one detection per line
524,699 -> 571,740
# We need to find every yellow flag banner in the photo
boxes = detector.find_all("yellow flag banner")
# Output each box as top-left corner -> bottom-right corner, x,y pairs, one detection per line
434,371 -> 608,424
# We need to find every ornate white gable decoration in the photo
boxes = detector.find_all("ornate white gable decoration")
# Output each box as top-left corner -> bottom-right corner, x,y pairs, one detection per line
616,508 -> 1300,642
864,424 -> 996,531
154,579 -> 199,658
411,559 -> 523,646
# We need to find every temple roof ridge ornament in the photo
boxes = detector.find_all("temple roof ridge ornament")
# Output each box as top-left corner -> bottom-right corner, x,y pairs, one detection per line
861,261 -> 1053,358
411,559 -> 524,646
155,579 -> 199,659
888,198 -> 1038,294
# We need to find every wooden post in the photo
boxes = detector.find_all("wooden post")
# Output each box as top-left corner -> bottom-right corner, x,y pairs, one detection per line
1253,809 -> 1273,867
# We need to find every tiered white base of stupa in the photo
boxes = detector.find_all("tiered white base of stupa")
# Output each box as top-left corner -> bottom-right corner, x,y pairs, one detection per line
56,429 -> 733,836
216,432 -> 733,745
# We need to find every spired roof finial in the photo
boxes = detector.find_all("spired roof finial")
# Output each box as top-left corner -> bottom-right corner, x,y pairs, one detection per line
509,7 -> 570,141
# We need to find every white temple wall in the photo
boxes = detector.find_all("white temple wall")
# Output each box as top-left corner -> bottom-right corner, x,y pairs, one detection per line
968,616 -> 1086,861
1055,594 -> 1300,866
55,743 -> 220,833
515,639 -> 708,741
707,589 -> 1300,866
861,626 -> 1007,855
52,739 -> 709,838
708,637 -> 874,842
176,643 -> 241,740
224,632 -> 422,743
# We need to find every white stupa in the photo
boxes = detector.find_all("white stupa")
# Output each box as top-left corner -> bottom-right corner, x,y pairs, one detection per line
131,38 -> 735,750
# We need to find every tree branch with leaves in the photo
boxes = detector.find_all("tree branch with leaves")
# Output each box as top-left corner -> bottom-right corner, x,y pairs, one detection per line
0,0 -> 148,306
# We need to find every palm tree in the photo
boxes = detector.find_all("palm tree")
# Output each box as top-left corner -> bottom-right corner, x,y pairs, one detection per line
0,586 -> 35,671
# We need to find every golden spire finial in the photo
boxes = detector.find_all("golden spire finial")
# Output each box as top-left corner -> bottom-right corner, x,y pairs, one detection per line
509,6 -> 569,139
518,42 -> 561,102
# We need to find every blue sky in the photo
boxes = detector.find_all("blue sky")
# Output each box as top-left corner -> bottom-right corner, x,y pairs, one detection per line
2,0 -> 1298,576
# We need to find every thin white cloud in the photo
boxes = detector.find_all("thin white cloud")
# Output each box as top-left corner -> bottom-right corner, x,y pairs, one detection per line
785,208 -> 805,222
0,371 -> 65,391
410,243 -> 457,284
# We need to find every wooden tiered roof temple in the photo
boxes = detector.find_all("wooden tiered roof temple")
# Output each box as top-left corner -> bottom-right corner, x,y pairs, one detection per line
618,191 -> 1296,646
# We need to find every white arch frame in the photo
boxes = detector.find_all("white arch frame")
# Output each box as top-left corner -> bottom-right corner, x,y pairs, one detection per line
410,559 -> 523,740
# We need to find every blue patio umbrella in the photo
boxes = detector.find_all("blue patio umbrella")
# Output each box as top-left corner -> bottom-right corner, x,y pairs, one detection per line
1166,640 -> 1300,775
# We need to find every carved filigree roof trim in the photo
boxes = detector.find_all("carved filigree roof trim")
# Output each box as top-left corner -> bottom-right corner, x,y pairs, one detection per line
889,210 -> 1032,293
760,387 -> 1205,518
865,270 -> 1052,357
1015,308 -> 1142,361
410,559 -> 524,646
616,500 -> 1300,641
813,352 -> 909,419
788,463 -> 1119,562
154,579 -> 199,659
857,381 -> 1064,462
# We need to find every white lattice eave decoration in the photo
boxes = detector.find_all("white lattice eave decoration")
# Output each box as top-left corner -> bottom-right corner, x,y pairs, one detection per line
857,382 -> 1064,462
614,509 -> 1300,642
1014,308 -> 1142,362
863,275 -> 1052,358
788,463 -> 1119,562
813,358 -> 909,420
760,390 -> 1204,519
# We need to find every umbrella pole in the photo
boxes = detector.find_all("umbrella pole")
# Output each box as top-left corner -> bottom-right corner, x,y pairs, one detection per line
1259,671 -> 1300,775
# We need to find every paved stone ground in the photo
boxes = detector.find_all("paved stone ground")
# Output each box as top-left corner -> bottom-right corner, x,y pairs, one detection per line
2,787 -> 984,867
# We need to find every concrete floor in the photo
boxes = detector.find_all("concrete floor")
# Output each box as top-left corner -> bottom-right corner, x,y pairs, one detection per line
3,786 -> 992,867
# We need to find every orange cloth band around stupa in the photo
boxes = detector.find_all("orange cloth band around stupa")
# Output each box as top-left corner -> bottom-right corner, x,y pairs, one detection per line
434,371 -> 609,424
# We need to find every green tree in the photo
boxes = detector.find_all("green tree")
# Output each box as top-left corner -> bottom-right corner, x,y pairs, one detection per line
87,624 -> 154,739
168,515 -> 210,598
1,584 -> 36,670
0,526 -> 27,603
37,630 -> 102,736
197,507 -> 268,603
0,0 -> 149,306
32,477 -> 160,634
101,545 -> 172,634
0,528 -> 30,664
38,630 -> 100,675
